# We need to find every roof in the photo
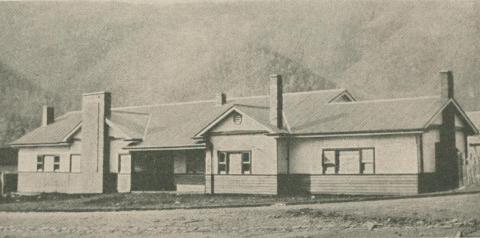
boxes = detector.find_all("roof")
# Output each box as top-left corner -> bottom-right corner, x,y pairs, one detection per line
467,111 -> 480,129
10,89 -> 346,148
11,88 -> 477,150
11,112 -> 82,146
288,96 -> 443,134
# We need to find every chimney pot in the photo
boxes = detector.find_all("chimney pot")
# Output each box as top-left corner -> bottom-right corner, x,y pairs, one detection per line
440,70 -> 454,100
216,93 -> 227,106
269,74 -> 283,129
41,106 -> 55,126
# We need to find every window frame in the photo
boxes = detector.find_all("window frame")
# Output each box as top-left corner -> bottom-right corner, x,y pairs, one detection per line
70,154 -> 81,173
217,151 -> 229,174
322,148 -> 375,175
36,154 -> 62,173
53,156 -> 61,172
232,113 -> 243,125
217,151 -> 252,175
186,155 -> 205,175
36,155 -> 45,172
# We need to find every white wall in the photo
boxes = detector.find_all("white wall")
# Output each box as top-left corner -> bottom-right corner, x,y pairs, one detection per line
210,134 -> 277,175
289,134 -> 420,174
211,111 -> 269,133
422,129 -> 440,173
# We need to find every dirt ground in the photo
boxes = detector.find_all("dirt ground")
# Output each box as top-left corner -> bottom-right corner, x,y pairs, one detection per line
0,193 -> 479,238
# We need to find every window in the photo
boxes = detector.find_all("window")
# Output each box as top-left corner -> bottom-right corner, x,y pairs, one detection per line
322,148 -> 375,174
118,154 -> 131,174
37,155 -> 44,172
361,149 -> 375,174
218,151 -> 251,175
70,154 -> 81,173
218,152 -> 229,174
42,155 -> 56,172
186,156 -> 205,174
322,150 -> 337,174
241,152 -> 251,174
233,113 -> 243,125
53,156 -> 60,172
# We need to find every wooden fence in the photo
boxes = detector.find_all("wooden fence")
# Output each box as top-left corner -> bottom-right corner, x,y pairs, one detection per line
460,153 -> 480,187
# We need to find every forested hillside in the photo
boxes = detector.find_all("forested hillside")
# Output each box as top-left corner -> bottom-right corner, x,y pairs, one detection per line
1,0 -> 480,145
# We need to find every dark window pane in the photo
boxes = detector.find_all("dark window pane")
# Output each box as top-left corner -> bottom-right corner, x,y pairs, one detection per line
218,153 -> 226,163
242,153 -> 250,163
242,164 -> 251,174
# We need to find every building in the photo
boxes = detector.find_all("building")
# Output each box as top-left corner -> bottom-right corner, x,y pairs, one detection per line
10,71 -> 478,195
0,147 -> 18,194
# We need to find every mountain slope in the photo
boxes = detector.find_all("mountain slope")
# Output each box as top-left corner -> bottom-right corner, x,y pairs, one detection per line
1,1 -> 480,145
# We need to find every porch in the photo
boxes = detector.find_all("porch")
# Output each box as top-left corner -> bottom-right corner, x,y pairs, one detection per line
126,150 -> 206,193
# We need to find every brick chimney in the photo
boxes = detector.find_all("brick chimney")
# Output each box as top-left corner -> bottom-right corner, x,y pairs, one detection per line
41,106 -> 54,127
440,70 -> 454,101
80,91 -> 111,193
216,92 -> 227,106
269,74 -> 283,129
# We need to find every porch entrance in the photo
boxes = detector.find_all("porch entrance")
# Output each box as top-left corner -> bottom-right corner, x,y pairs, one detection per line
131,152 -> 175,191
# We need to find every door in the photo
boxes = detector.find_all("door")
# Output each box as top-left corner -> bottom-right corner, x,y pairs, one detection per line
131,154 -> 175,191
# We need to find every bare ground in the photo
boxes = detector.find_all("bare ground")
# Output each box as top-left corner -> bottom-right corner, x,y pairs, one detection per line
0,193 -> 479,238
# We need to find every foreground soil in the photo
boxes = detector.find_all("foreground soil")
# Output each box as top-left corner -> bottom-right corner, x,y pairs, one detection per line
0,193 -> 479,237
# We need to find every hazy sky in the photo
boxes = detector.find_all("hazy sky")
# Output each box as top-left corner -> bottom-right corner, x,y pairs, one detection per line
0,0 -> 265,3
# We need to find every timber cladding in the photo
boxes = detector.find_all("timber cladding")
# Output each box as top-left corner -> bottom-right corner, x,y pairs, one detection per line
211,175 -> 278,195
308,174 -> 419,195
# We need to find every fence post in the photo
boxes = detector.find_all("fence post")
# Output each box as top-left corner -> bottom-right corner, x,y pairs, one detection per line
0,172 -> 4,197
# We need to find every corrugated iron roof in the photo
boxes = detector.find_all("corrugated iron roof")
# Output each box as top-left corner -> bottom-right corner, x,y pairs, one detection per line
11,112 -> 82,145
467,111 -> 480,129
11,88 -> 460,149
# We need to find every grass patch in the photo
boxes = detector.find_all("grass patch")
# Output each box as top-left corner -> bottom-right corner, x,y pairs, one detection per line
0,192 -> 384,212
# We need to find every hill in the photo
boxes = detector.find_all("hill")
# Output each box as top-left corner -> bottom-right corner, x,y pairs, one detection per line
0,1 -> 480,145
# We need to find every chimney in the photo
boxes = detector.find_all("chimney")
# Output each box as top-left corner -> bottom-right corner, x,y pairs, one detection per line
269,74 -> 283,129
41,106 -> 54,126
216,92 -> 227,106
80,91 -> 111,193
440,70 -> 454,101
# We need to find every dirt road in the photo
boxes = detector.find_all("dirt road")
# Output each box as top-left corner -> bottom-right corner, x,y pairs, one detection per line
1,193 -> 479,237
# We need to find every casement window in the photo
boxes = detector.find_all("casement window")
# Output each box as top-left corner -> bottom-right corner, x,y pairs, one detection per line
218,151 -> 252,175
37,155 -> 44,172
322,148 -> 375,174
53,156 -> 61,172
70,154 -> 81,173
118,154 -> 131,174
218,152 -> 229,174
241,153 -> 251,174
36,155 -> 60,172
186,156 -> 205,174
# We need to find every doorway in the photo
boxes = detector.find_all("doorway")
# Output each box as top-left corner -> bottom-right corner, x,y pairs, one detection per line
131,152 -> 175,191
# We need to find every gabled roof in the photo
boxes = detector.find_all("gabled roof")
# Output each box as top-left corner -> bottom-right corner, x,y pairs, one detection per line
10,112 -> 82,146
287,97 -> 477,135
13,88 -> 477,150
467,111 -> 480,130
10,110 -> 151,146
10,89 -> 347,148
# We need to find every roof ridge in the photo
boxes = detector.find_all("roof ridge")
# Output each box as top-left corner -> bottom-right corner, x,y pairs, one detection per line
55,110 -> 81,120
110,110 -> 150,116
112,88 -> 346,110
329,95 -> 439,105
112,99 -> 215,110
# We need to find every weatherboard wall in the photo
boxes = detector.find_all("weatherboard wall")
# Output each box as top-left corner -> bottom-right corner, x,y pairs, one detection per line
208,134 -> 278,194
287,134 -> 420,195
